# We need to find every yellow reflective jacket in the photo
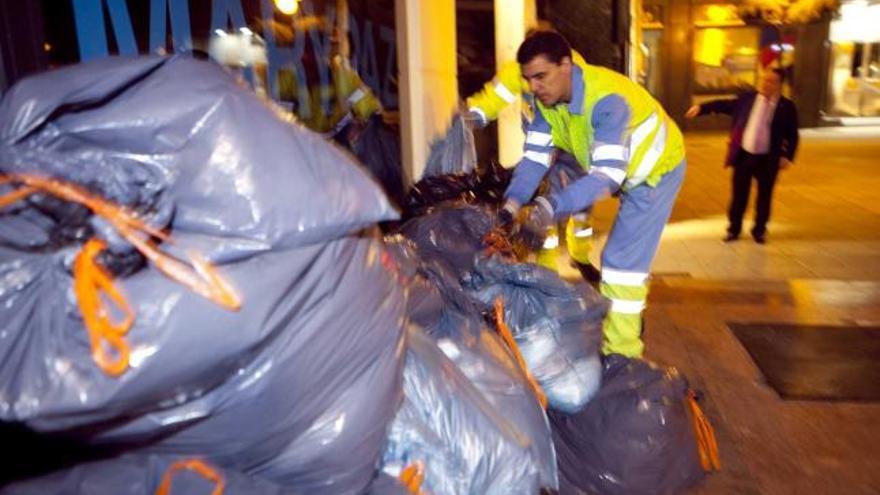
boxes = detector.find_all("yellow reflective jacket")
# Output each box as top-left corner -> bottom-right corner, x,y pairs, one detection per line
537,61 -> 684,188
280,55 -> 382,134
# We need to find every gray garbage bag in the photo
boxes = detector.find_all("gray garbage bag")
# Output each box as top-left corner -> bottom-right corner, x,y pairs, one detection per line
0,236 -> 405,495
382,325 -> 555,495
424,113 -> 477,177
0,455 -> 286,495
549,355 -> 705,495
363,473 -> 412,495
0,55 -> 406,495
0,55 -> 397,253
398,203 -> 497,280
463,257 -> 609,413
383,239 -> 558,493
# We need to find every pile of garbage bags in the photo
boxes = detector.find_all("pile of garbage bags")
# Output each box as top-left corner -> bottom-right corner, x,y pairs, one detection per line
0,56 -> 405,494
0,54 -> 711,495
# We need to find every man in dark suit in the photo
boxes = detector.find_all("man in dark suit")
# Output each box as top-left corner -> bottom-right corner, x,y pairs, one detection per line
685,68 -> 799,244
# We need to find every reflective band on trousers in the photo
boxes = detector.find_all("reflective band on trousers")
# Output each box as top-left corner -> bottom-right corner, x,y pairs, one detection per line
590,165 -> 627,184
526,131 -> 553,147
525,150 -> 552,167
347,87 -> 367,104
602,268 -> 649,286
592,144 -> 628,162
627,116 -> 668,187
574,227 -> 593,238
542,235 -> 560,249
494,81 -> 516,103
610,298 -> 646,314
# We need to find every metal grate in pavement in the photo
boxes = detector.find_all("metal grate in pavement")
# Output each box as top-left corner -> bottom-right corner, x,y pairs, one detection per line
729,322 -> 880,402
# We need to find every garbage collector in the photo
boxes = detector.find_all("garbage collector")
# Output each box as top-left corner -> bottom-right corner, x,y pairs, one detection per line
267,21 -> 383,139
500,30 -> 686,358
465,45 -> 600,283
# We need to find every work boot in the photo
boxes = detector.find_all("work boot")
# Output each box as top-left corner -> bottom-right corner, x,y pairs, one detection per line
573,260 -> 601,285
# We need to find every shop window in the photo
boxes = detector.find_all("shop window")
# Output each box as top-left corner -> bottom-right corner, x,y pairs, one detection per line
691,2 -> 759,102
825,1 -> 880,118
638,3 -> 664,98
692,26 -> 759,99
38,0 -> 398,115
641,29 -> 664,98
693,3 -> 742,27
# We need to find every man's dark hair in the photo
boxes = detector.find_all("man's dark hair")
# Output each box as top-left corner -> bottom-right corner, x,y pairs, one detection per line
517,30 -> 572,65
770,67 -> 786,83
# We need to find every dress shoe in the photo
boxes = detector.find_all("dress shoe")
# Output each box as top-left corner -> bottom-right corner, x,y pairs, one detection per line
573,261 -> 602,284
752,232 -> 766,244
723,232 -> 739,242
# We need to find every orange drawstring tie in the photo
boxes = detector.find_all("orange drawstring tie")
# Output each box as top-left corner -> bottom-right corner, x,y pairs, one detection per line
2,174 -> 241,310
155,458 -> 225,495
687,389 -> 721,472
73,239 -> 135,376
493,298 -> 548,409
398,461 -> 426,495
0,173 -> 241,376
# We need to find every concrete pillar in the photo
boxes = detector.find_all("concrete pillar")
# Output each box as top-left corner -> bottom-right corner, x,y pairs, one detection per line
494,0 -> 535,167
793,19 -> 830,127
663,0 -> 692,130
395,0 -> 458,183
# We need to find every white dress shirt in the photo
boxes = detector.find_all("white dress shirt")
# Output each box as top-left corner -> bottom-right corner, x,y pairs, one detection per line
741,94 -> 778,155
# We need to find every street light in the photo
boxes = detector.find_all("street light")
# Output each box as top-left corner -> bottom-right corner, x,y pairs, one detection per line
275,0 -> 299,15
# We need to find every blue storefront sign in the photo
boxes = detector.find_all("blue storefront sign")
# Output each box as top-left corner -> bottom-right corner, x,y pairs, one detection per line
71,0 -> 397,112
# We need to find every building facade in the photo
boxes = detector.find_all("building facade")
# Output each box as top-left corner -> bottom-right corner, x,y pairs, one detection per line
635,0 -> 877,129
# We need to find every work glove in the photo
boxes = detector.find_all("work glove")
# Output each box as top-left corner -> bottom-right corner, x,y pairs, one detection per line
498,199 -> 519,232
518,196 -> 555,251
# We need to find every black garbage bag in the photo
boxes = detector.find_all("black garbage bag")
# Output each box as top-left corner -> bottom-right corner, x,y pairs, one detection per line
463,257 -> 609,413
403,161 -> 511,219
347,115 -> 406,208
0,455 -> 287,495
548,355 -> 705,495
0,56 -> 404,495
